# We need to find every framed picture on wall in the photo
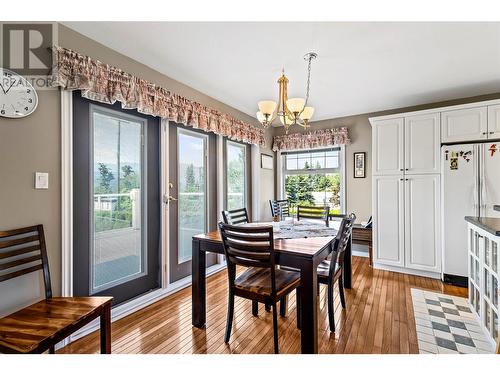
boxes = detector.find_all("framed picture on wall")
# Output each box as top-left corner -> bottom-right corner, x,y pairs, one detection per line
261,153 -> 273,170
354,152 -> 366,178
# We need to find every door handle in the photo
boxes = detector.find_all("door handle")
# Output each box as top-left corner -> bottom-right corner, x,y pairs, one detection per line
163,195 -> 178,204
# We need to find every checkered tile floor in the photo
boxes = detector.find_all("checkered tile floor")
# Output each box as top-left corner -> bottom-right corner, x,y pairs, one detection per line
411,288 -> 496,354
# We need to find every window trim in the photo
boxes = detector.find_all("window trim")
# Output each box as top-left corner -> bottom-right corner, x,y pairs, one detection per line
279,145 -> 346,214
224,139 -> 248,211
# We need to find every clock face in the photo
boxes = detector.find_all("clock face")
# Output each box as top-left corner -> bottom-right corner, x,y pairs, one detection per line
0,68 -> 38,118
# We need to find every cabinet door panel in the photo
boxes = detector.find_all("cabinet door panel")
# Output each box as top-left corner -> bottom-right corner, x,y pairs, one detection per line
405,113 -> 440,174
372,118 -> 404,175
487,104 -> 500,139
404,174 -> 441,273
373,176 -> 405,267
441,107 -> 487,143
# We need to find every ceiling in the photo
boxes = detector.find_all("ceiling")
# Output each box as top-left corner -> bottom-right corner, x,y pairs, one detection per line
63,22 -> 500,121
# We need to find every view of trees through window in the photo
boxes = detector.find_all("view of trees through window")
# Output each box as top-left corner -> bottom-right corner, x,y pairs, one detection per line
226,141 -> 246,210
283,149 -> 342,215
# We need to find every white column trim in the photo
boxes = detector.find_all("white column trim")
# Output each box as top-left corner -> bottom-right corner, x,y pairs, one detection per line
250,145 -> 260,221
160,119 -> 169,289
276,151 -> 283,199
216,135 -> 224,221
61,90 -> 73,298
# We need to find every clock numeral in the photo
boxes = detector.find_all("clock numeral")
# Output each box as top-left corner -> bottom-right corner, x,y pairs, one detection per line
27,89 -> 31,93
24,107 -> 29,111
28,99 -> 32,103
0,110 -> 5,115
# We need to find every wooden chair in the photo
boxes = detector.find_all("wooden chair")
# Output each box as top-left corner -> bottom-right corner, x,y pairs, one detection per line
0,225 -> 112,354
316,213 -> 355,332
222,207 -> 249,225
269,199 -> 290,218
218,222 -> 301,354
297,205 -> 330,226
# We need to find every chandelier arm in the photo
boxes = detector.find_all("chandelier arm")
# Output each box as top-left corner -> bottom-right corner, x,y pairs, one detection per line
298,54 -> 314,118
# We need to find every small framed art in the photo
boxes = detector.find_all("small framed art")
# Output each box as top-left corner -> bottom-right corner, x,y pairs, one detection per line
261,153 -> 273,170
354,152 -> 366,178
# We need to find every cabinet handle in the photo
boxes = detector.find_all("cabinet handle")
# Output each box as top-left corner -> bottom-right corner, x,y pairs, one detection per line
400,169 -> 404,171
405,178 -> 409,181
490,132 -> 495,135
405,168 -> 409,171
482,132 -> 487,135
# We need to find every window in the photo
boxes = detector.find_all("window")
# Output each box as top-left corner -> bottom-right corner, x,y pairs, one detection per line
281,147 -> 344,215
226,140 -> 247,210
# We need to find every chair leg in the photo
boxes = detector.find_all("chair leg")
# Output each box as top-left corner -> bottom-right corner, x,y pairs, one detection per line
252,301 -> 259,316
272,302 -> 279,354
265,303 -> 271,312
279,296 -> 288,317
296,288 -> 301,330
339,275 -> 346,309
327,281 -> 335,332
224,291 -> 235,343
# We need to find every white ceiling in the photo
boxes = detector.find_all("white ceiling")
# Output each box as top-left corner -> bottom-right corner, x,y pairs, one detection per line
63,22 -> 500,121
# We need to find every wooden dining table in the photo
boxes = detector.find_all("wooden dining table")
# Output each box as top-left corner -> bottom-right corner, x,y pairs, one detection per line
191,222 -> 352,354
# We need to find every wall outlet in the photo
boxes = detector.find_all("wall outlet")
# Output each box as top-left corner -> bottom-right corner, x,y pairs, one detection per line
35,172 -> 49,189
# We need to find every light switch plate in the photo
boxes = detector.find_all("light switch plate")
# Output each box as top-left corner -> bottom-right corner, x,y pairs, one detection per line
35,172 -> 49,189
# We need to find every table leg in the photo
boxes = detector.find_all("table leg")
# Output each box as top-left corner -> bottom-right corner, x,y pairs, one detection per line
100,303 -> 111,354
299,259 -> 318,354
369,244 -> 373,267
343,237 -> 352,289
192,238 -> 206,327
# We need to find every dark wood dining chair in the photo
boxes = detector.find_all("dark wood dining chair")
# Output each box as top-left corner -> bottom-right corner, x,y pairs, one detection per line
222,207 -> 250,225
218,222 -> 301,354
317,213 -> 356,332
297,205 -> 330,226
269,199 -> 290,218
0,224 -> 113,354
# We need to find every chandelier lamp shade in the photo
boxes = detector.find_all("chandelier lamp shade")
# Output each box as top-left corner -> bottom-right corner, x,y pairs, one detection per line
256,52 -> 317,133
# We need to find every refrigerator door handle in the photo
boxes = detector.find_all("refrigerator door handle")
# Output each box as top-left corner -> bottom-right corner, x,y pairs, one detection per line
480,144 -> 488,211
473,144 -> 478,211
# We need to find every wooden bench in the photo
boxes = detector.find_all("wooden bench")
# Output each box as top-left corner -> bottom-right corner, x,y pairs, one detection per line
351,224 -> 373,266
0,225 -> 112,354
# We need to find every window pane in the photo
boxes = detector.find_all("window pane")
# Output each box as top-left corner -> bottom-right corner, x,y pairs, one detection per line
326,156 -> 339,168
311,157 -> 325,169
286,156 -> 298,170
227,142 -> 246,210
284,172 -> 341,215
92,111 -> 143,292
297,156 -> 311,169
178,133 -> 206,262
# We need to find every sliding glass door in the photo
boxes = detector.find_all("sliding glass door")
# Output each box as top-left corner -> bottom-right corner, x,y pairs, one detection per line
73,92 -> 160,305
168,126 -> 217,283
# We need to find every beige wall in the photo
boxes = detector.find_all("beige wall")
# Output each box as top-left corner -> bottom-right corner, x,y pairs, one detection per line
0,24 -> 271,316
271,92 -> 500,223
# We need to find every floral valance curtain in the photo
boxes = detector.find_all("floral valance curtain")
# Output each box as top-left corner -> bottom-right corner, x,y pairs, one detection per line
51,46 -> 266,146
272,127 -> 350,151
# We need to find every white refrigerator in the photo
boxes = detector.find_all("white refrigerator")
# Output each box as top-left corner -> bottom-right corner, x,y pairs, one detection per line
442,142 -> 500,278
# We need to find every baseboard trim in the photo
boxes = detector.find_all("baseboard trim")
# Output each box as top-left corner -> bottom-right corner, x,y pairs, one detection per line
443,273 -> 468,288
373,263 -> 441,280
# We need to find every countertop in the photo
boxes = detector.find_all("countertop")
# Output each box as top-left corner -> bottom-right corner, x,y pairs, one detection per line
465,216 -> 500,236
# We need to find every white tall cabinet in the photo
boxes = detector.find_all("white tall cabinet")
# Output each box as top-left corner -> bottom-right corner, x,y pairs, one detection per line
371,113 -> 442,278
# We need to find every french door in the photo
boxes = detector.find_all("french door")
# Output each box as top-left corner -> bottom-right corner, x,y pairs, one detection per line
168,125 -> 217,283
73,92 -> 160,305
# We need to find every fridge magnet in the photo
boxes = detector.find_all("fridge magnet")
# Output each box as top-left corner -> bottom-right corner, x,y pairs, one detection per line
450,157 -> 458,170
462,150 -> 472,162
489,144 -> 497,157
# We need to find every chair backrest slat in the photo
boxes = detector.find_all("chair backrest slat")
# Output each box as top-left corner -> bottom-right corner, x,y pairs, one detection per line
269,199 -> 290,218
219,222 -> 277,295
222,208 -> 250,225
297,205 -> 329,226
329,213 -> 356,275
0,224 -> 52,298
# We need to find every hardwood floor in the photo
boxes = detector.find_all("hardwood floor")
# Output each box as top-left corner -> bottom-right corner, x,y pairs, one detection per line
58,256 -> 467,354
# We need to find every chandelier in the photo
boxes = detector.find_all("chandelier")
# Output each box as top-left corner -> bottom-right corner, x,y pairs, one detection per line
256,52 -> 317,134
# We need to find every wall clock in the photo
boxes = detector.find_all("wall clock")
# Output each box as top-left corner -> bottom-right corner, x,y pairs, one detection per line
0,68 -> 38,118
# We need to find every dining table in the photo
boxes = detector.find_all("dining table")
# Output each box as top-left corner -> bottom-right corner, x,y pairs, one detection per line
191,220 -> 352,354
